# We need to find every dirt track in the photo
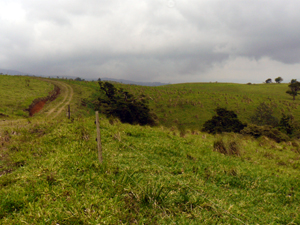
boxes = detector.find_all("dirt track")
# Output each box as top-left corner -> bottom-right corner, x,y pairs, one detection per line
44,80 -> 74,119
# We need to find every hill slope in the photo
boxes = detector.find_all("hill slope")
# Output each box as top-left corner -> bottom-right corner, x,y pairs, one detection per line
0,75 -> 54,118
75,80 -> 298,130
0,78 -> 300,224
1,114 -> 299,224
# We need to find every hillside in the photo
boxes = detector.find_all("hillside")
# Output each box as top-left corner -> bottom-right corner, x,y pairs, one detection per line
0,78 -> 300,224
72,80 -> 298,130
0,75 -> 54,118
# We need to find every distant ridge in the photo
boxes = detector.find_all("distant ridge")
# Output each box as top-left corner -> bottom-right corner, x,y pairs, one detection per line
101,77 -> 168,86
0,68 -> 32,76
0,69 -> 167,86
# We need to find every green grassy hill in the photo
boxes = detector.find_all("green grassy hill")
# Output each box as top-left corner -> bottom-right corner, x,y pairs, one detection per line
0,78 -> 300,224
74,80 -> 298,130
0,75 -> 54,118
128,82 -> 299,129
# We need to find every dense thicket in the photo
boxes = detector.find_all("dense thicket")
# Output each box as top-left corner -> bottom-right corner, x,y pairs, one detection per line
85,81 -> 157,126
202,107 -> 246,134
241,124 -> 290,143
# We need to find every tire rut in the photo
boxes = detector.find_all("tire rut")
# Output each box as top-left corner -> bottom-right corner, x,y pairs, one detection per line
45,80 -> 73,119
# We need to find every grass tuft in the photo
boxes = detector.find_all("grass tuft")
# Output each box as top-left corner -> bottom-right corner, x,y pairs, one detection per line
213,136 -> 241,156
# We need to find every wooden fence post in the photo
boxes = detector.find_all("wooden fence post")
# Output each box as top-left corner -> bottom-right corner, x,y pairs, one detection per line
96,111 -> 103,163
67,105 -> 70,119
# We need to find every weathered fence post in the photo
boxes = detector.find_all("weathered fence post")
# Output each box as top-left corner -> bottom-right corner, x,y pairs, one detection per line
96,111 -> 103,163
68,105 -> 70,119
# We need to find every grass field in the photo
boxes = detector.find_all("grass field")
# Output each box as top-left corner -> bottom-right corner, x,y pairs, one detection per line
1,77 -> 300,224
0,75 -> 54,118
75,80 -> 299,130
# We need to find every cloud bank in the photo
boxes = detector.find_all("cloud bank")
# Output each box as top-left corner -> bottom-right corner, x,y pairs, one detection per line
1,0 -> 300,83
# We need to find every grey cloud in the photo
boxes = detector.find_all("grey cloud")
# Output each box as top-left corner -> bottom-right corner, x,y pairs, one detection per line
1,0 -> 300,82
178,0 -> 300,64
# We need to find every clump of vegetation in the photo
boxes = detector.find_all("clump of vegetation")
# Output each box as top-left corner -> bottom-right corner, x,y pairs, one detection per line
250,102 -> 279,127
74,77 -> 85,81
241,124 -> 290,143
213,138 -> 241,156
278,114 -> 300,138
86,80 -> 157,126
202,107 -> 246,134
278,114 -> 294,135
249,102 -> 300,140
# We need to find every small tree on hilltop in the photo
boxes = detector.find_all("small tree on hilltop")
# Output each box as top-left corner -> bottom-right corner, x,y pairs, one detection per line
286,80 -> 300,100
265,78 -> 272,83
275,77 -> 283,84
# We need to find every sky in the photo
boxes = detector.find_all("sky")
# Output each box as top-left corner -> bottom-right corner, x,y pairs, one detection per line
0,0 -> 300,84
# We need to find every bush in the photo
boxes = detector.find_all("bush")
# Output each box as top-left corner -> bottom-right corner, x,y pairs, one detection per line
85,81 -> 157,126
278,114 -> 294,135
202,107 -> 246,134
213,138 -> 241,156
250,102 -> 278,127
241,124 -> 290,143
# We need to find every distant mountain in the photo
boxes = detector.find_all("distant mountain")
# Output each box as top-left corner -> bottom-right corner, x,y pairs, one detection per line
101,77 -> 168,86
0,69 -> 168,86
38,76 -> 167,86
0,68 -> 32,76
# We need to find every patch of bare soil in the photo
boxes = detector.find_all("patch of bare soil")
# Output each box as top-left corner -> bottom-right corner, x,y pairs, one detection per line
25,85 -> 60,116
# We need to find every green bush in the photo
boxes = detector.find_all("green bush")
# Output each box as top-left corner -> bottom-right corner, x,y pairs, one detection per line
250,102 -> 279,127
85,81 -> 157,126
241,124 -> 290,143
202,107 -> 246,134
278,114 -> 294,135
277,113 -> 300,139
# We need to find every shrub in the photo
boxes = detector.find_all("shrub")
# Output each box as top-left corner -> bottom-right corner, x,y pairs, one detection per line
86,81 -> 157,126
250,102 -> 279,127
202,107 -> 246,134
241,124 -> 290,143
278,114 -> 294,135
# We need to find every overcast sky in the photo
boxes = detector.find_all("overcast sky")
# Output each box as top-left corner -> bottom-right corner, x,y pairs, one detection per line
1,0 -> 300,83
